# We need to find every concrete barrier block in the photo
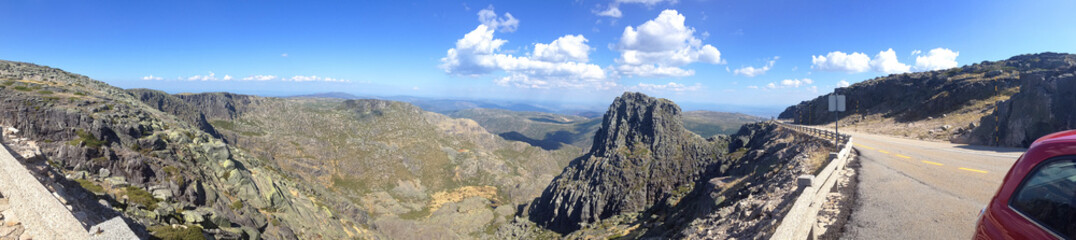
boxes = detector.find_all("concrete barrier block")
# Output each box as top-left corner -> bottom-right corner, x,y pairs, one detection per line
797,175 -> 814,188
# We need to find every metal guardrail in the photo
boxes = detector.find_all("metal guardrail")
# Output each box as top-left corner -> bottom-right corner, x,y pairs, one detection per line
770,122 -> 854,240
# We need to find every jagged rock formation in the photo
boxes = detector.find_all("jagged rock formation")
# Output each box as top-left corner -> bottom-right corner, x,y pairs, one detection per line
528,92 -> 729,233
967,67 -> 1076,147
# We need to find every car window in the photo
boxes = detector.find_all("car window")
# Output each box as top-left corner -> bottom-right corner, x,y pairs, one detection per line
1011,158 -> 1076,239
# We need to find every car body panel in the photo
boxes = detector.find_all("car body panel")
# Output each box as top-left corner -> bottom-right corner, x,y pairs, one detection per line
974,130 -> 1076,240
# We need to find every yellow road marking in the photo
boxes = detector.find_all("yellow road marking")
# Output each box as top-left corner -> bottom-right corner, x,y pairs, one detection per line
878,150 -> 890,154
855,144 -> 875,150
958,168 -> 988,174
895,154 -> 912,159
921,160 -> 944,166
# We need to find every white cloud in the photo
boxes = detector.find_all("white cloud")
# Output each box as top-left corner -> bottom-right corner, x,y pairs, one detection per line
242,75 -> 278,81
532,34 -> 591,62
762,78 -> 814,90
780,78 -> 812,88
634,81 -> 701,92
870,48 -> 911,74
281,53 -> 288,57
734,57 -> 778,77
614,9 -> 722,78
837,80 -> 851,87
914,48 -> 959,71
441,25 -> 612,89
187,72 -> 218,81
596,6 -> 622,18
747,85 -> 759,89
596,0 -> 677,18
478,5 -> 519,32
283,75 -> 350,82
222,75 -> 233,81
141,75 -> 163,80
910,50 -> 921,56
812,51 -> 870,73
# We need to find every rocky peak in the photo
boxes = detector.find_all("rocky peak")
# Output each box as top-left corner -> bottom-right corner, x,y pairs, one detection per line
528,92 -> 726,233
589,92 -> 689,157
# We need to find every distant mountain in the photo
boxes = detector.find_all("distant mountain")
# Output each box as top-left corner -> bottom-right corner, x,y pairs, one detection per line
683,111 -> 768,138
778,52 -> 1076,147
289,92 -> 561,114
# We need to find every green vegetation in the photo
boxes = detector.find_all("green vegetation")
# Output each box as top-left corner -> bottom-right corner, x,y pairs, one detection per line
230,200 -> 244,210
76,179 -> 105,194
37,90 -> 53,95
125,186 -> 159,210
162,166 -> 185,183
73,91 -> 86,96
91,156 -> 109,165
148,224 -> 205,240
13,86 -> 31,91
70,129 -> 107,148
2,80 -> 13,86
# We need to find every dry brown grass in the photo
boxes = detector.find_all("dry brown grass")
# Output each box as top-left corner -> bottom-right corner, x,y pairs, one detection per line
836,86 -> 1019,142
427,185 -> 498,213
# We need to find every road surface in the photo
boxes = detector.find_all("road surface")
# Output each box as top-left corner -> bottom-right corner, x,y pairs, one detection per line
830,129 -> 1025,240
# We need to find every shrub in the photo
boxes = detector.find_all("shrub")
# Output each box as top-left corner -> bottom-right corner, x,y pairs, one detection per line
74,91 -> 86,96
125,186 -> 159,210
37,90 -> 53,95
13,86 -> 31,91
76,179 -> 105,194
148,224 -> 205,240
74,129 -> 107,148
230,200 -> 244,210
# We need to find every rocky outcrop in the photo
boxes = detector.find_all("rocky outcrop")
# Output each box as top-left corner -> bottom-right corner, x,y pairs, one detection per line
528,92 -> 729,233
127,89 -> 222,139
0,60 -> 367,239
966,68 -> 1076,147
778,52 -> 1076,125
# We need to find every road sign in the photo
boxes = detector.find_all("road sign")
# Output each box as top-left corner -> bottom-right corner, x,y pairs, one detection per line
828,94 -> 846,112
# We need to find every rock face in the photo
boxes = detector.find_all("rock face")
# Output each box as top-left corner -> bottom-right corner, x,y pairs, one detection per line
778,52 -> 1076,125
967,69 -> 1076,147
528,92 -> 728,233
0,60 -> 366,239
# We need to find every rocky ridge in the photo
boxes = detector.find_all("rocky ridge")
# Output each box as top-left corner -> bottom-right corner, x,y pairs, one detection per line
0,60 -> 365,239
778,52 -> 1076,147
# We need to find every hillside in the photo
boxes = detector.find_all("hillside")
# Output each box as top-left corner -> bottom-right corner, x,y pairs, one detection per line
779,52 -> 1076,146
682,111 -> 767,138
0,60 -> 364,239
0,60 -> 583,239
521,92 -> 832,238
132,90 -> 580,239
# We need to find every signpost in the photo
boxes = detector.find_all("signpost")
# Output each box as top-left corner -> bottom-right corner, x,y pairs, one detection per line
828,94 -> 846,146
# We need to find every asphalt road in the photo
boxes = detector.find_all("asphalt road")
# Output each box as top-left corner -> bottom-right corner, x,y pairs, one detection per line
830,129 -> 1025,240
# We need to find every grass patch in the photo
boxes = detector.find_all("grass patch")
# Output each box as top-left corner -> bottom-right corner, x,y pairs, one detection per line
162,166 -> 185,183
76,179 -> 105,194
124,186 -> 160,210
92,156 -> 109,165
13,86 -> 31,91
148,224 -> 205,240
74,91 -> 86,96
230,200 -> 244,210
37,90 -> 53,95
2,80 -> 13,86
72,129 -> 108,148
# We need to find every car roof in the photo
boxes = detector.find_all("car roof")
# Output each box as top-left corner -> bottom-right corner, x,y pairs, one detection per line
1031,129 -> 1076,147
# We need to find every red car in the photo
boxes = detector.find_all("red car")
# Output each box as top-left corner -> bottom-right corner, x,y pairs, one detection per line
975,130 -> 1076,239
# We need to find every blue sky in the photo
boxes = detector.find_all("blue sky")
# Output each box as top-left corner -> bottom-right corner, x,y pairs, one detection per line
2,0 -> 1074,113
